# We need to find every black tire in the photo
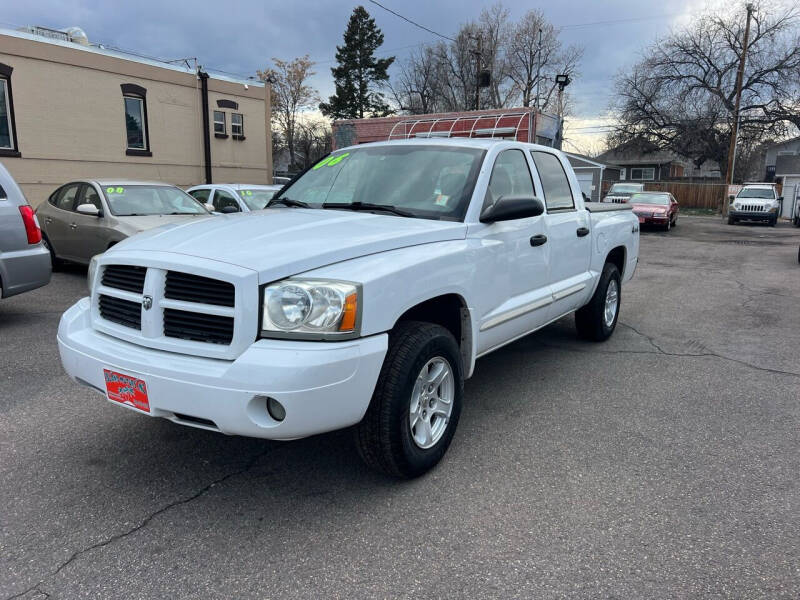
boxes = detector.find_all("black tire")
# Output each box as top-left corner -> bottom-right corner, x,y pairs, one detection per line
575,262 -> 621,342
42,235 -> 62,271
769,217 -> 777,227
727,215 -> 736,225
672,215 -> 677,227
664,218 -> 671,232
355,321 -> 463,479
793,216 -> 800,227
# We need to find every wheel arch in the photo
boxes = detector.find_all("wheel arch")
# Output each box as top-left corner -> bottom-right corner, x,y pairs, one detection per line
392,293 -> 474,379
606,245 -> 626,278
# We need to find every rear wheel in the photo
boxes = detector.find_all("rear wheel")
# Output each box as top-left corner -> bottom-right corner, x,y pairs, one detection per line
355,321 -> 463,478
575,262 -> 621,342
42,236 -> 62,271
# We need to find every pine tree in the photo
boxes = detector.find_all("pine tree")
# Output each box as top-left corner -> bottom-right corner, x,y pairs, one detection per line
320,6 -> 395,119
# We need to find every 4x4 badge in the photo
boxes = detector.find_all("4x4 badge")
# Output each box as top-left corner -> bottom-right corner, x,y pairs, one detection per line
142,296 -> 153,311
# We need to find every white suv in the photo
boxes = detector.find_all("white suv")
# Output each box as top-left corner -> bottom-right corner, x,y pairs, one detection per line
728,184 -> 782,226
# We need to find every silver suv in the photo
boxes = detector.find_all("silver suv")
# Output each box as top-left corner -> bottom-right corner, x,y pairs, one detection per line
0,163 -> 51,299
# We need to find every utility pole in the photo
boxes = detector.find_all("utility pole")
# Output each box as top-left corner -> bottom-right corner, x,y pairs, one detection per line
723,3 -> 754,216
473,35 -> 482,111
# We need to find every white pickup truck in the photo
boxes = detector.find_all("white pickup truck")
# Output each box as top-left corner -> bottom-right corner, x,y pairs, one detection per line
58,139 -> 639,478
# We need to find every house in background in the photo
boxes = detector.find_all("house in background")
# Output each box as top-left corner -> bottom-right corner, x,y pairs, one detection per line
565,153 -> 621,202
0,25 -> 272,206
763,137 -> 800,218
597,142 -> 720,182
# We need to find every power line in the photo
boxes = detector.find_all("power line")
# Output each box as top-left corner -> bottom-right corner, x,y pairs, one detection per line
367,0 -> 457,43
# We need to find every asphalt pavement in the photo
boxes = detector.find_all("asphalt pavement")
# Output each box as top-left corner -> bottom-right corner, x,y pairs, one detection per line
1,216 -> 799,599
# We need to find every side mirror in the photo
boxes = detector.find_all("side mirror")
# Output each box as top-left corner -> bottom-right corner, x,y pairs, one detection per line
728,194 -> 735,201
76,203 -> 102,217
204,203 -> 215,212
221,205 -> 240,214
480,195 -> 545,223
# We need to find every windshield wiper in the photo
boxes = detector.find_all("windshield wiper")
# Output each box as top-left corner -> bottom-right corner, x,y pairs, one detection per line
322,202 -> 414,218
267,197 -> 310,208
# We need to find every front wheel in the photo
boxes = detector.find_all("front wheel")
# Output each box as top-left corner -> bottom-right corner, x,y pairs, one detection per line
575,262 -> 621,342
727,215 -> 736,225
355,321 -> 463,478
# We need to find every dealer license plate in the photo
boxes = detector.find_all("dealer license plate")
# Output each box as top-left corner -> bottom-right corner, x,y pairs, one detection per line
103,369 -> 150,413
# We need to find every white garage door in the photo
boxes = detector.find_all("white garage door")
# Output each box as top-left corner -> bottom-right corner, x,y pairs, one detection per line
782,176 -> 800,218
574,170 -> 594,200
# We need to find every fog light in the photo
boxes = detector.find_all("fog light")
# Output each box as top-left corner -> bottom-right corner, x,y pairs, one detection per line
266,397 -> 286,422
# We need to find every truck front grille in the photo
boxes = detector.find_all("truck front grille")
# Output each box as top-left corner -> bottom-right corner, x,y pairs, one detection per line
164,271 -> 235,307
738,204 -> 764,212
98,294 -> 141,330
163,308 -> 234,345
102,265 -> 146,293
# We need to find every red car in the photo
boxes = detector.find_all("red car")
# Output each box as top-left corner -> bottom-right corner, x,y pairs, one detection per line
629,192 -> 679,231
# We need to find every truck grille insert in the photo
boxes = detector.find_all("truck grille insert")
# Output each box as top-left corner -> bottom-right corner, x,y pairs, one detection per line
98,294 -> 142,330
163,308 -> 234,345
164,271 -> 235,307
102,265 -> 147,293
738,204 -> 764,212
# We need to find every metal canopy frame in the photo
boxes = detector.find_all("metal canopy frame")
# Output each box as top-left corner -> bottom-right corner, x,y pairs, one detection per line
387,112 -> 532,142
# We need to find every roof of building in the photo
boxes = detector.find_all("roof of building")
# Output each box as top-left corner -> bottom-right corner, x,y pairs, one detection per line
767,136 -> 800,150
1,27 -> 262,87
565,152 -> 620,169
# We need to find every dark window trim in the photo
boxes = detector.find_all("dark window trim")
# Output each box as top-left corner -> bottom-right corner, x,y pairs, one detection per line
232,135 -> 246,141
232,113 -> 244,138
0,62 -> 21,155
121,83 -> 150,154
120,83 -> 147,97
216,99 -> 238,110
214,133 -> 229,139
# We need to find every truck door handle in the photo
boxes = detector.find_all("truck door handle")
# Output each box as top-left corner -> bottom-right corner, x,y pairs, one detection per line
576,227 -> 590,237
530,234 -> 548,247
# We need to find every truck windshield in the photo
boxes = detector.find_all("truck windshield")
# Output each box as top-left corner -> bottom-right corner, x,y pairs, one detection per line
272,145 -> 486,220
737,188 -> 774,199
608,184 -> 642,194
103,185 -> 209,216
629,193 -> 670,205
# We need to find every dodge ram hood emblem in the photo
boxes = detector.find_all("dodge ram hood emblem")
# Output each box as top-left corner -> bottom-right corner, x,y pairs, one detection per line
142,295 -> 153,311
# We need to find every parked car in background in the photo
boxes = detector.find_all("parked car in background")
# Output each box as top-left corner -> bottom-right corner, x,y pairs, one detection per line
186,184 -> 283,213
272,176 -> 291,186
58,139 -> 639,478
0,163 -> 51,299
37,181 -> 213,266
728,183 -> 782,226
629,192 -> 678,231
603,182 -> 644,203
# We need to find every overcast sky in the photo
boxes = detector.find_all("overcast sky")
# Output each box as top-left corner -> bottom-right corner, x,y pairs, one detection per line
5,0 -> 710,151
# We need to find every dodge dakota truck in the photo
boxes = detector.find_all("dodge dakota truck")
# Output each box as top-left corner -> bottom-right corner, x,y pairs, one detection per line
58,139 -> 639,478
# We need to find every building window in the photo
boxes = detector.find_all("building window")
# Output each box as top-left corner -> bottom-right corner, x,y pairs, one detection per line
214,111 -> 227,137
121,83 -> 150,156
630,167 -> 655,180
0,63 -> 20,156
232,113 -> 244,139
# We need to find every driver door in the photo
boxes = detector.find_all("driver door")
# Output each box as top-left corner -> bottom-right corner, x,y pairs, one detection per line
473,149 -> 553,355
211,189 -> 242,213
64,184 -> 111,262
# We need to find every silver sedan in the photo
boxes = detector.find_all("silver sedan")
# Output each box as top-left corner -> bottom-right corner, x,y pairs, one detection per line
37,180 -> 214,265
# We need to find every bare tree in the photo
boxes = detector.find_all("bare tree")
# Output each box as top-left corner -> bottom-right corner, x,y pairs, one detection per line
258,56 -> 319,171
609,2 -> 800,181
295,118 -> 333,169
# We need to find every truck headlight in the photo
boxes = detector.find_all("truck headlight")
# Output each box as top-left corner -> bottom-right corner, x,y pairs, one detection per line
87,255 -> 100,293
261,279 -> 360,339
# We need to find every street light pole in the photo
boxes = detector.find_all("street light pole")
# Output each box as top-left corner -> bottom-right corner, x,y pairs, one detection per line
723,3 -> 754,216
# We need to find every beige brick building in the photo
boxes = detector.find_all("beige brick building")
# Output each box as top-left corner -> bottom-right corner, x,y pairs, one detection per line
0,27 -> 272,207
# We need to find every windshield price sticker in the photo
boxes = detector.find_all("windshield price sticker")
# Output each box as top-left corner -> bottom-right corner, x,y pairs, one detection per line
106,186 -> 125,194
240,190 -> 253,197
312,152 -> 350,170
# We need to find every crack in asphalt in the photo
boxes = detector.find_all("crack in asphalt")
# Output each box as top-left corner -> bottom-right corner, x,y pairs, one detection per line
5,445 -> 278,600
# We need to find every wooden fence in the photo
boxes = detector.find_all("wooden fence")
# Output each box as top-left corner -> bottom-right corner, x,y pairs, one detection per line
601,181 -> 727,209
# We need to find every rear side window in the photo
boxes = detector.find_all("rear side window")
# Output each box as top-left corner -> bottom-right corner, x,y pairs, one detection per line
484,149 -> 535,210
188,189 -> 211,203
56,184 -> 81,211
212,189 -> 240,212
531,151 -> 574,211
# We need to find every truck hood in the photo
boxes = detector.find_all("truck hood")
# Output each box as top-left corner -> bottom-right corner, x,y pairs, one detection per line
112,208 -> 467,279
116,213 -> 213,235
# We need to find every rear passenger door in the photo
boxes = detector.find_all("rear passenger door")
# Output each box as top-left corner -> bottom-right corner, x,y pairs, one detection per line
530,151 -> 593,316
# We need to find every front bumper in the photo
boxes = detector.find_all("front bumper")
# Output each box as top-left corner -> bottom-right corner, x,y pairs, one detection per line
729,210 -> 775,222
57,298 -> 388,440
0,243 -> 51,298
